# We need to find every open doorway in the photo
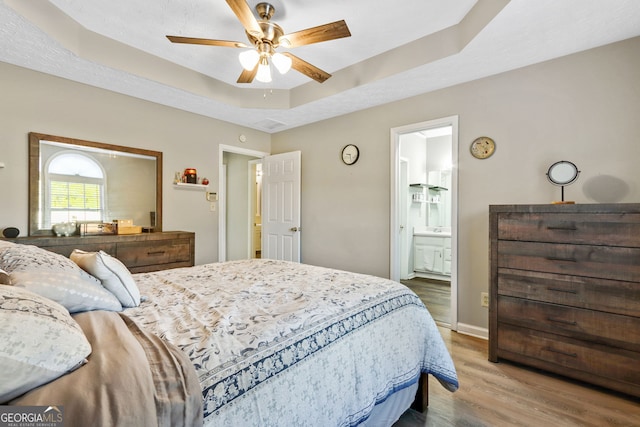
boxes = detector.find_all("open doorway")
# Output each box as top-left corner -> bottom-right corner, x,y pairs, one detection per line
390,116 -> 458,330
218,145 -> 302,263
249,160 -> 262,259
218,145 -> 268,262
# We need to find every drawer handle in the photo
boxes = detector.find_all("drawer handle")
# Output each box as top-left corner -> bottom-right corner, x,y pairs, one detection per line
545,347 -> 577,358
547,287 -> 578,294
546,256 -> 577,262
147,250 -> 166,256
546,226 -> 577,231
547,317 -> 577,326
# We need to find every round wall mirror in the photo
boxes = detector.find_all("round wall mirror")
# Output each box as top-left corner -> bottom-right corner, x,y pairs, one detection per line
546,160 -> 580,203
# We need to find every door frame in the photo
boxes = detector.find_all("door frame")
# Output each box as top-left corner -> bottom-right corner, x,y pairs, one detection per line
248,158 -> 262,259
390,115 -> 459,330
218,144 -> 269,262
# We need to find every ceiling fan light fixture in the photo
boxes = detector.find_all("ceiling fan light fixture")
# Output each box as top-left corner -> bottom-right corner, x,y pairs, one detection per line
256,56 -> 272,83
239,49 -> 260,71
272,52 -> 292,74
279,37 -> 291,48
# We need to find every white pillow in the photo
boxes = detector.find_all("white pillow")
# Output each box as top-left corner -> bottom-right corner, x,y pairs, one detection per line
0,243 -> 122,313
70,250 -> 141,308
0,285 -> 92,403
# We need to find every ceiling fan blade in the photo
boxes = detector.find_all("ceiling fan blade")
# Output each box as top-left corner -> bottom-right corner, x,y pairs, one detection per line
226,0 -> 264,39
166,35 -> 247,48
282,53 -> 331,83
237,64 -> 258,84
280,20 -> 351,48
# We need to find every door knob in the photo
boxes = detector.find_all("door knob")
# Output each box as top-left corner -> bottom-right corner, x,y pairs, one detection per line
290,227 -> 300,232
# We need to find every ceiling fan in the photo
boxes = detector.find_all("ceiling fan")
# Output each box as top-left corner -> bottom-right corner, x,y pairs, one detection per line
166,0 -> 351,84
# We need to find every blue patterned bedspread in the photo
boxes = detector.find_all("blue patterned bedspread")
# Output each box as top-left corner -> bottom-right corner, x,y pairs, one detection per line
124,259 -> 458,426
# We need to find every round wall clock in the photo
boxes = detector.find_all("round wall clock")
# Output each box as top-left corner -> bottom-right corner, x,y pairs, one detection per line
470,137 -> 496,159
341,144 -> 360,165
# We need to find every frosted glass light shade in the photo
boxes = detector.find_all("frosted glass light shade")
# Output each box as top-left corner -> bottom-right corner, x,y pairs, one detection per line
239,49 -> 260,71
272,52 -> 292,74
256,60 -> 272,83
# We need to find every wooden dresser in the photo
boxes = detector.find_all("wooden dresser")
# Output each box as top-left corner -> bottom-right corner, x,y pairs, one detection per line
489,204 -> 640,397
5,231 -> 195,273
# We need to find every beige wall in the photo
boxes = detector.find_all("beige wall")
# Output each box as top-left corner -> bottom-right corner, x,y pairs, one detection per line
0,63 -> 270,265
1,37 -> 639,333
272,36 -> 640,332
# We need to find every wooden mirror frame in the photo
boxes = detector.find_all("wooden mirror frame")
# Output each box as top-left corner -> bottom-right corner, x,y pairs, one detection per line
28,132 -> 163,236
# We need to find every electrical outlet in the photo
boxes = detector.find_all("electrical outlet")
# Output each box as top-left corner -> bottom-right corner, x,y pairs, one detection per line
481,292 -> 489,307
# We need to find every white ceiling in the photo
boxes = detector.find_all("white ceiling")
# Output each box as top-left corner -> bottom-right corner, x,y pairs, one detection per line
2,0 -> 640,133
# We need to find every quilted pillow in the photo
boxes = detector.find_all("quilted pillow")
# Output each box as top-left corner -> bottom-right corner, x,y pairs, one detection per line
71,250 -> 141,307
0,243 -> 121,313
0,285 -> 92,403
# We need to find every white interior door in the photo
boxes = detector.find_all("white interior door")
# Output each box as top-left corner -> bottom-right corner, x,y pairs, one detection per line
261,151 -> 301,262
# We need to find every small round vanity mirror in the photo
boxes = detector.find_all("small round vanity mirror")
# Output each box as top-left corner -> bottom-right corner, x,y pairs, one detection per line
546,160 -> 580,203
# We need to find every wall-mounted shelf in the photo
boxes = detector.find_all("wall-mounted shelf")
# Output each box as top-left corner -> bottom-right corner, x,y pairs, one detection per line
409,183 -> 448,191
174,182 -> 208,190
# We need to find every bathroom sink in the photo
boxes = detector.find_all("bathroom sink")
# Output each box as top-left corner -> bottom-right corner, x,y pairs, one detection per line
413,227 -> 451,237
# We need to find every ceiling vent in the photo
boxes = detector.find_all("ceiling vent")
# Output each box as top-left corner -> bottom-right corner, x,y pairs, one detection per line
253,118 -> 286,131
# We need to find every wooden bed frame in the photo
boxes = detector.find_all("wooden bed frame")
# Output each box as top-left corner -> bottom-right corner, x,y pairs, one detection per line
411,373 -> 429,412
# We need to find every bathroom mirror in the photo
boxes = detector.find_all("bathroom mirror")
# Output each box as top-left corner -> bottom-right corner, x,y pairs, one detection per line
546,160 -> 580,202
29,132 -> 163,236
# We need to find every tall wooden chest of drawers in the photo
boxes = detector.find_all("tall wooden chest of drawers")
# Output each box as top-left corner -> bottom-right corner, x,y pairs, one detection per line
489,204 -> 640,397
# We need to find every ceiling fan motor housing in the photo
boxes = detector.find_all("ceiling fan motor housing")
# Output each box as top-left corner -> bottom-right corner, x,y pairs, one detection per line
246,22 -> 284,48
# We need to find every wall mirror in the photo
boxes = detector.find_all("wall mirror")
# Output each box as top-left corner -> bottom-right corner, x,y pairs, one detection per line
29,132 -> 163,236
546,160 -> 580,203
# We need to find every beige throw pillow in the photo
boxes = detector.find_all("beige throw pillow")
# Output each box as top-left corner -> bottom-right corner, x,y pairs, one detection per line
70,250 -> 141,308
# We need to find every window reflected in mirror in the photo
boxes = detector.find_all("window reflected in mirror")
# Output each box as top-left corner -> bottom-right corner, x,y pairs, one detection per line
29,133 -> 163,236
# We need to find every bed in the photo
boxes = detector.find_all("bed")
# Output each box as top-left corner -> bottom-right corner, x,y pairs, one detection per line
0,240 -> 458,426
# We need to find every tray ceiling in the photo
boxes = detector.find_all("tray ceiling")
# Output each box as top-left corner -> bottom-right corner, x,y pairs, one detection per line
1,0 -> 639,132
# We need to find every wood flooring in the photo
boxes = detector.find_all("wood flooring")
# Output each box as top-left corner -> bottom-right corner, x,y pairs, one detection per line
393,325 -> 640,426
401,278 -> 451,325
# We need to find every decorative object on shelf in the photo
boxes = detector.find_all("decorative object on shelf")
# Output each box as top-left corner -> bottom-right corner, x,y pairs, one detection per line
341,144 -> 359,165
470,136 -> 495,159
52,222 -> 76,237
412,193 -> 426,203
1,227 -> 19,238
184,168 -> 197,184
201,177 -> 209,186
546,160 -> 580,204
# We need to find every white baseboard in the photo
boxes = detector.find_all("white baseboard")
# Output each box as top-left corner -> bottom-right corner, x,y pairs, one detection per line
454,322 -> 488,340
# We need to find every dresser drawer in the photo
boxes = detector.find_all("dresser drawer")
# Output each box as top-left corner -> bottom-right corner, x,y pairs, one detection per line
497,296 -> 640,352
117,239 -> 192,268
497,324 -> 640,396
33,242 -> 117,259
497,240 -> 640,282
497,268 -> 640,317
496,212 -> 640,247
